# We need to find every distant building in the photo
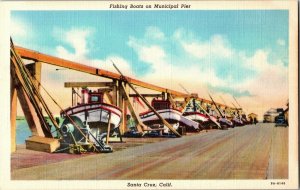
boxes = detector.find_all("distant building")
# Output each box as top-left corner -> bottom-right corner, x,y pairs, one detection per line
263,108 -> 283,123
248,113 -> 258,123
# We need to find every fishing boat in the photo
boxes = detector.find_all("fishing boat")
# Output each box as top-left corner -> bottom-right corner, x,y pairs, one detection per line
183,111 -> 209,124
241,114 -> 250,125
232,115 -> 244,126
182,100 -> 222,129
60,88 -> 122,146
219,116 -> 234,128
139,98 -> 200,132
215,109 -> 234,128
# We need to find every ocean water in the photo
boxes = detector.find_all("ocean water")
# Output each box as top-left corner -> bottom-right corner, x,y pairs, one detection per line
16,119 -> 31,144
16,118 -> 61,144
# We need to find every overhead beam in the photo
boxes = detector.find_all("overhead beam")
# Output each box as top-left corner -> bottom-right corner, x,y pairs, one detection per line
129,94 -> 162,98
15,46 -> 233,109
64,82 -> 114,88
15,46 -> 188,97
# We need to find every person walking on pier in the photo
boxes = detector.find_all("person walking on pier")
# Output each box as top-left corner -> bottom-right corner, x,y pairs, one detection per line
254,117 -> 257,125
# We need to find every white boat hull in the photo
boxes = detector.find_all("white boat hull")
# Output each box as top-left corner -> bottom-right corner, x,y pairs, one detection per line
219,117 -> 233,127
233,117 -> 244,126
183,112 -> 209,123
140,109 -> 199,130
62,103 -> 122,129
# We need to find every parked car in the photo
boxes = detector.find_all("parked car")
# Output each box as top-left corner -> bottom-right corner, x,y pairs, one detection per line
275,114 -> 287,127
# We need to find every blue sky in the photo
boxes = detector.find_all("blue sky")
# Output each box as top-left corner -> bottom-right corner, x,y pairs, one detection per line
11,10 -> 289,115
12,10 -> 288,64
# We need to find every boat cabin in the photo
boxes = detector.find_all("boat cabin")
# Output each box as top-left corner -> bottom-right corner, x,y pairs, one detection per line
151,99 -> 171,110
81,88 -> 104,104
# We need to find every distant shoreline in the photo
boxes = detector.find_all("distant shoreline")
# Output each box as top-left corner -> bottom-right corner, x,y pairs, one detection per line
16,116 -> 60,120
16,116 -> 25,120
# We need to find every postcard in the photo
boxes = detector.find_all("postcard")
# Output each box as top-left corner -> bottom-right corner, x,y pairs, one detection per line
0,0 -> 298,189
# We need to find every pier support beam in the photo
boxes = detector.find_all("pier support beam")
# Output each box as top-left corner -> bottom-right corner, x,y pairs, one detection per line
112,80 -> 118,106
103,92 -> 113,104
26,62 -> 42,92
121,83 -> 145,133
10,75 -> 17,152
16,61 -> 48,137
118,82 -> 128,134
167,93 -> 176,109
181,97 -> 191,113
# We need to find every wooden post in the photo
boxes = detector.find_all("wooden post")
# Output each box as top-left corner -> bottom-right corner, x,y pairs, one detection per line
10,75 -> 17,152
72,87 -> 74,106
26,62 -> 42,108
110,80 -> 118,106
103,92 -> 113,104
162,92 -> 166,100
119,83 -> 128,134
180,97 -> 191,113
117,81 -> 125,134
121,98 -> 127,134
76,88 -> 79,105
167,93 -> 176,109
121,83 -> 146,133
106,113 -> 111,145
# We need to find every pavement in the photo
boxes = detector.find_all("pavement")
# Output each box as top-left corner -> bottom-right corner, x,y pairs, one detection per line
11,123 -> 288,180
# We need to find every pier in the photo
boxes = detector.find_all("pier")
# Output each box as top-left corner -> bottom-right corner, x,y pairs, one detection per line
11,123 -> 288,179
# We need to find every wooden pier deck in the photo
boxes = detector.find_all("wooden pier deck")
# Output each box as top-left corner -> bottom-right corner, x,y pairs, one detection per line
11,123 -> 288,180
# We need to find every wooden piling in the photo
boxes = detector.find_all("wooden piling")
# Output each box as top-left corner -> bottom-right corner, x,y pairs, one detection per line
10,75 -> 17,152
121,83 -> 145,133
119,82 -> 129,134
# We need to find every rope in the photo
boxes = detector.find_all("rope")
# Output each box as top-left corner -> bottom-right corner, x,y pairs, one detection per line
11,39 -> 100,152
10,56 -> 51,134
12,49 -> 58,130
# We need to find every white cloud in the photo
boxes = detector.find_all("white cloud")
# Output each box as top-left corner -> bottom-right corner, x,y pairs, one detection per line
53,27 -> 93,61
127,32 -> 227,94
244,49 -> 270,72
127,27 -> 288,120
145,26 -> 165,40
56,45 -> 74,59
53,27 -> 134,78
235,50 -> 288,119
91,56 -> 135,78
47,26 -> 288,119
10,17 -> 33,46
277,38 -> 286,46
241,58 -> 288,99
128,37 -> 166,65
40,27 -> 135,114
11,18 -> 27,38
175,30 -> 233,59
65,28 -> 91,57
